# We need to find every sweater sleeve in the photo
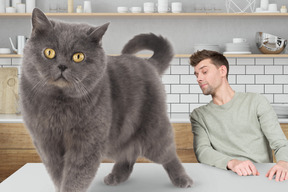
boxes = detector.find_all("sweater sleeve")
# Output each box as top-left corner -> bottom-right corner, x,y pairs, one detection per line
256,95 -> 288,162
190,110 -> 234,170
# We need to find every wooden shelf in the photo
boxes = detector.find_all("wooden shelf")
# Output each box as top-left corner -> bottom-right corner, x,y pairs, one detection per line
1,54 -> 288,58
175,54 -> 288,58
1,12 -> 288,17
0,54 -> 22,58
224,54 -> 288,58
110,54 -> 288,58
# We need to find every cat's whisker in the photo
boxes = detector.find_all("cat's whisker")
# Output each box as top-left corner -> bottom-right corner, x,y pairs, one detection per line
27,78 -> 48,99
70,74 -> 92,104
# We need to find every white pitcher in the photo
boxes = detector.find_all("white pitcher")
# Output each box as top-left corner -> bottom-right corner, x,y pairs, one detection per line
9,36 -> 26,55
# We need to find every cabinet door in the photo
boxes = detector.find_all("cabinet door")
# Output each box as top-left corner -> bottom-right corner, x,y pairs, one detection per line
0,123 -> 41,182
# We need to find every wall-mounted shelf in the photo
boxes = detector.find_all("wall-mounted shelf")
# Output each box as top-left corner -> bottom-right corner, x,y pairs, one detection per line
1,54 -> 288,58
223,54 -> 288,58
1,13 -> 288,17
173,54 -> 288,58
0,54 -> 22,58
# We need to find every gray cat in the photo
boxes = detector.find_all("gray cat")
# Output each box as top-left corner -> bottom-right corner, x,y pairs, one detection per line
20,8 -> 193,192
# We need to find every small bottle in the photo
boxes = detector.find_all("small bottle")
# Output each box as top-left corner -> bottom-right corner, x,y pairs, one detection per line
76,5 -> 83,13
68,0 -> 73,13
280,5 -> 287,13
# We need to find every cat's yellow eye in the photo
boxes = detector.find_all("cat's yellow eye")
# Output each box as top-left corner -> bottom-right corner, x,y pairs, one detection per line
44,48 -> 56,59
72,53 -> 85,63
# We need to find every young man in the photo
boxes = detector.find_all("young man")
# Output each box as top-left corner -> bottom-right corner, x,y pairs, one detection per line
189,50 -> 288,182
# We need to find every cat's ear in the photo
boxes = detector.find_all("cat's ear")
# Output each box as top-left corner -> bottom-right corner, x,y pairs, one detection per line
31,8 -> 53,35
88,23 -> 110,44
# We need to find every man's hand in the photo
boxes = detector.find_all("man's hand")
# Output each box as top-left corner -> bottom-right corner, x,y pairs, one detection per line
227,159 -> 260,176
266,161 -> 288,182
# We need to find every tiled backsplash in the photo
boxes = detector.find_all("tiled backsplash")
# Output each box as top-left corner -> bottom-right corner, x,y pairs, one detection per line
1,56 -> 288,120
164,57 -> 288,120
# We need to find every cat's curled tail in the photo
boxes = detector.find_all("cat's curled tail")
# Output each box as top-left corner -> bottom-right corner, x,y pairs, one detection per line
121,33 -> 174,75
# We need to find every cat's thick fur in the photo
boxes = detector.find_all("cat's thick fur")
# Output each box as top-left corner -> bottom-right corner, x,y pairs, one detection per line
20,8 -> 193,192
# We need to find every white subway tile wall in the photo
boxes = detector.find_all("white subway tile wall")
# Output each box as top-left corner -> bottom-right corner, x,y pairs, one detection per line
1,56 -> 288,120
162,57 -> 288,119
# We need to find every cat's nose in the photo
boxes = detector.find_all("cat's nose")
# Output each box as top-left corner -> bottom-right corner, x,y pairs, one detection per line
58,65 -> 68,72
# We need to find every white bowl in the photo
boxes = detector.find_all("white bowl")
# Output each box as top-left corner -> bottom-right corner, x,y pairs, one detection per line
0,48 -> 11,54
194,44 -> 220,52
117,7 -> 129,13
225,43 -> 250,52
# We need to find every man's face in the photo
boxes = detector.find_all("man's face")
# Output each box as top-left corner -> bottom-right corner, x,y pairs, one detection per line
193,59 -> 224,96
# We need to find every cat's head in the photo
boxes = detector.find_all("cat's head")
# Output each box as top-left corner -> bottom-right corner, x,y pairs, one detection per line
22,8 -> 109,99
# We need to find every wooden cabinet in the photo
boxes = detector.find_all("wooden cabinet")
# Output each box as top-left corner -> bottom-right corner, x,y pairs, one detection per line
1,123 -> 193,182
0,123 -> 41,182
1,123 -> 288,182
0,123 -> 195,182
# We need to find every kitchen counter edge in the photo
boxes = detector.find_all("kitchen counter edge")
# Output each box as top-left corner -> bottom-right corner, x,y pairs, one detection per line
1,114 -> 288,124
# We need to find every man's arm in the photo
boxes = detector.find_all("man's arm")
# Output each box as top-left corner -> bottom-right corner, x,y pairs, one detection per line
190,110 -> 233,170
257,94 -> 288,181
191,110 -> 260,176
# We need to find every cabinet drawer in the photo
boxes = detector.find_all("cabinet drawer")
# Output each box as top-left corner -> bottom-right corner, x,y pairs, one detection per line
0,123 -> 34,149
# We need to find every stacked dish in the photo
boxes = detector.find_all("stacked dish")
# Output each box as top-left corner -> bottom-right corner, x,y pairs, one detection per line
0,48 -> 11,54
224,38 -> 251,54
194,44 -> 220,53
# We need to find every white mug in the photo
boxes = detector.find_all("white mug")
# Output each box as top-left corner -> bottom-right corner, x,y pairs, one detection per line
16,3 -> 25,13
83,1 -> 92,13
6,6 -> 16,13
171,2 -> 182,13
158,6 -> 170,13
268,4 -> 277,12
117,6 -> 128,13
144,2 -> 155,13
26,0 -> 35,13
157,0 -> 169,13
158,0 -> 168,6
233,38 -> 247,43
260,0 -> 269,11
12,0 -> 20,8
0,0 -> 5,13
130,6 -> 142,13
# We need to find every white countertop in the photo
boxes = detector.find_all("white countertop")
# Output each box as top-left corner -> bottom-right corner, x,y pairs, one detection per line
0,114 -> 23,123
1,114 -> 288,124
0,163 -> 287,192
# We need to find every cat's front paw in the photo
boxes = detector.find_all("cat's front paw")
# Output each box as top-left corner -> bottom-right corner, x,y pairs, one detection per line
172,175 -> 193,188
104,173 -> 120,186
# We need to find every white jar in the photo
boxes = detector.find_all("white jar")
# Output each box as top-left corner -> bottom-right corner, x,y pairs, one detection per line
76,5 -> 82,13
0,0 -> 5,13
12,0 -> 20,8
280,5 -> 287,13
83,1 -> 92,13
16,3 -> 25,13
260,0 -> 269,11
26,0 -> 35,13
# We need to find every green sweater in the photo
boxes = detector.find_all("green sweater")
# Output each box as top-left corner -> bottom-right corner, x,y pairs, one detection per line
190,92 -> 288,170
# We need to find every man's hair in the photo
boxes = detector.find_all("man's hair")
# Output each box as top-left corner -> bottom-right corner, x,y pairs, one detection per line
189,50 -> 229,79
